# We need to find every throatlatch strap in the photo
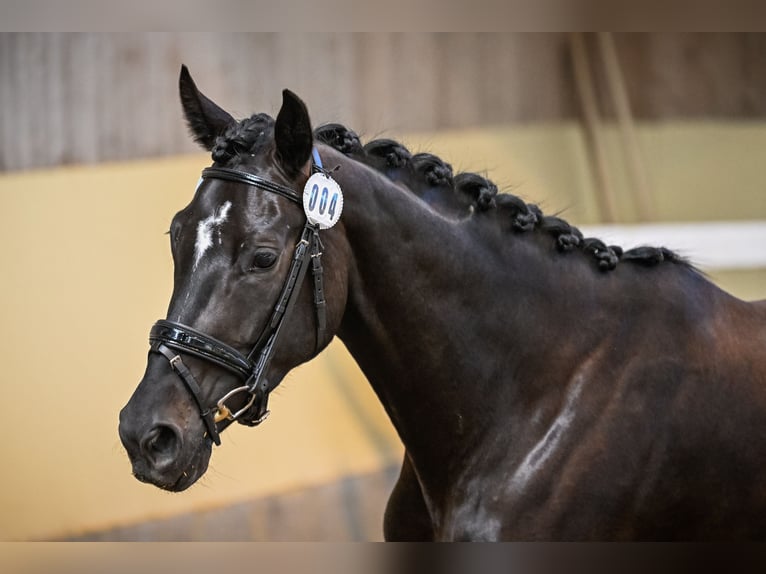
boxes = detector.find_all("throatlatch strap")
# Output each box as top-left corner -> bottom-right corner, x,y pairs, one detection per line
310,228 -> 326,353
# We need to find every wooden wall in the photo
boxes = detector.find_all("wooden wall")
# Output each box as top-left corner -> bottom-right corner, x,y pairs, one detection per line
2,33 -> 766,171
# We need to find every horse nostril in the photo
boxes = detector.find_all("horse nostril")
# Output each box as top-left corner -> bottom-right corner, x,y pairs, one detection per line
140,424 -> 181,468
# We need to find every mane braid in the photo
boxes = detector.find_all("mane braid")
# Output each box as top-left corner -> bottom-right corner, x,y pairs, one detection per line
312,123 -> 691,273
364,138 -> 413,168
314,123 -> 364,157
453,173 -> 498,212
411,153 -> 454,188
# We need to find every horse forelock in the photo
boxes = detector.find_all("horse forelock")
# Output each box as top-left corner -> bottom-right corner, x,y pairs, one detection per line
211,113 -> 275,167
314,122 -> 693,274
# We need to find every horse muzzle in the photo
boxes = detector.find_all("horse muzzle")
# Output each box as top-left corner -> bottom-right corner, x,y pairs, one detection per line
119,383 -> 213,491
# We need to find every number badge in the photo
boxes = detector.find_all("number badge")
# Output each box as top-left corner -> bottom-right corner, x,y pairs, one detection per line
303,173 -> 344,229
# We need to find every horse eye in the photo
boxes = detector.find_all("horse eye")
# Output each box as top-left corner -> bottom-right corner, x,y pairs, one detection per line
250,250 -> 277,270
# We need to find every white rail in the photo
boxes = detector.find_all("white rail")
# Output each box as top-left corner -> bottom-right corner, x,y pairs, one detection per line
579,221 -> 766,270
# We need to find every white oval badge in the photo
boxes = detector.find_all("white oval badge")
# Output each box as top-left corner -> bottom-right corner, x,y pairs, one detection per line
303,173 -> 343,229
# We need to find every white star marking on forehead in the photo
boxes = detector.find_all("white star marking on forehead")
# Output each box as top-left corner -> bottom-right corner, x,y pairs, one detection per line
193,201 -> 232,270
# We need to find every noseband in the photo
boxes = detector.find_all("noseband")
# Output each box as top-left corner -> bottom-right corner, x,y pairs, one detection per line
148,152 -> 329,445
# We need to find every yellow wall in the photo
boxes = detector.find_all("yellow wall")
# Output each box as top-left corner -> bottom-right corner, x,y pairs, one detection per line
0,122 -> 764,540
0,156 -> 403,541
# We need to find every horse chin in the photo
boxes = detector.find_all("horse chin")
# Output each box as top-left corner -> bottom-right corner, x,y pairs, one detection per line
174,437 -> 213,492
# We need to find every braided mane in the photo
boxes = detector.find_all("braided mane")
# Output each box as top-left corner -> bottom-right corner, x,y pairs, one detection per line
314,123 -> 688,272
207,116 -> 688,272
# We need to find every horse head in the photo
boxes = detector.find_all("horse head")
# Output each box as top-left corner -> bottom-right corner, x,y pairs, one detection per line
118,66 -> 349,491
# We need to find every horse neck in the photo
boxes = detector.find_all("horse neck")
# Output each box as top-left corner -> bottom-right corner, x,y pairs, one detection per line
330,152 -> 575,490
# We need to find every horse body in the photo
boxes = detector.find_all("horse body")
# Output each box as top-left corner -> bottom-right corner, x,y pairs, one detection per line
119,67 -> 766,540
328,154 -> 766,539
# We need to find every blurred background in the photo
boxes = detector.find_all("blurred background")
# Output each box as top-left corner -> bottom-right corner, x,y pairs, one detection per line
1,33 -> 764,541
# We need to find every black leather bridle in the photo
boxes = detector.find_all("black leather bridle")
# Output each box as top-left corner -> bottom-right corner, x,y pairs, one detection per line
148,154 -> 329,446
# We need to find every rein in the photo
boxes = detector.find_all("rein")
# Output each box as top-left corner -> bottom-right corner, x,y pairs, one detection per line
147,152 -> 329,446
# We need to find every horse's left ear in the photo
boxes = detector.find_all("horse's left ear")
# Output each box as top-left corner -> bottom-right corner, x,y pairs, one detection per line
275,89 -> 313,176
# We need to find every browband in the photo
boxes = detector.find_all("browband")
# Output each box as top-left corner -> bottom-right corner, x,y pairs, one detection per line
201,167 -> 302,204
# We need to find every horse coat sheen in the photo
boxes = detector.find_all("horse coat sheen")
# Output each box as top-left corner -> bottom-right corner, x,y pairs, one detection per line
118,66 -> 766,541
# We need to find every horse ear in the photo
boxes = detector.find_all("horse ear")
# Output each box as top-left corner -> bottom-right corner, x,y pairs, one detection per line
179,64 -> 236,151
274,89 -> 313,176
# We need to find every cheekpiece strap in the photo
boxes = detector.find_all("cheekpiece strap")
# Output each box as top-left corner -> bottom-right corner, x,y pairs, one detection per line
152,341 -> 222,446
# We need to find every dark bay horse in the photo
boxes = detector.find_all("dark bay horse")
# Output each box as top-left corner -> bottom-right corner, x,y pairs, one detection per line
119,66 -> 766,541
